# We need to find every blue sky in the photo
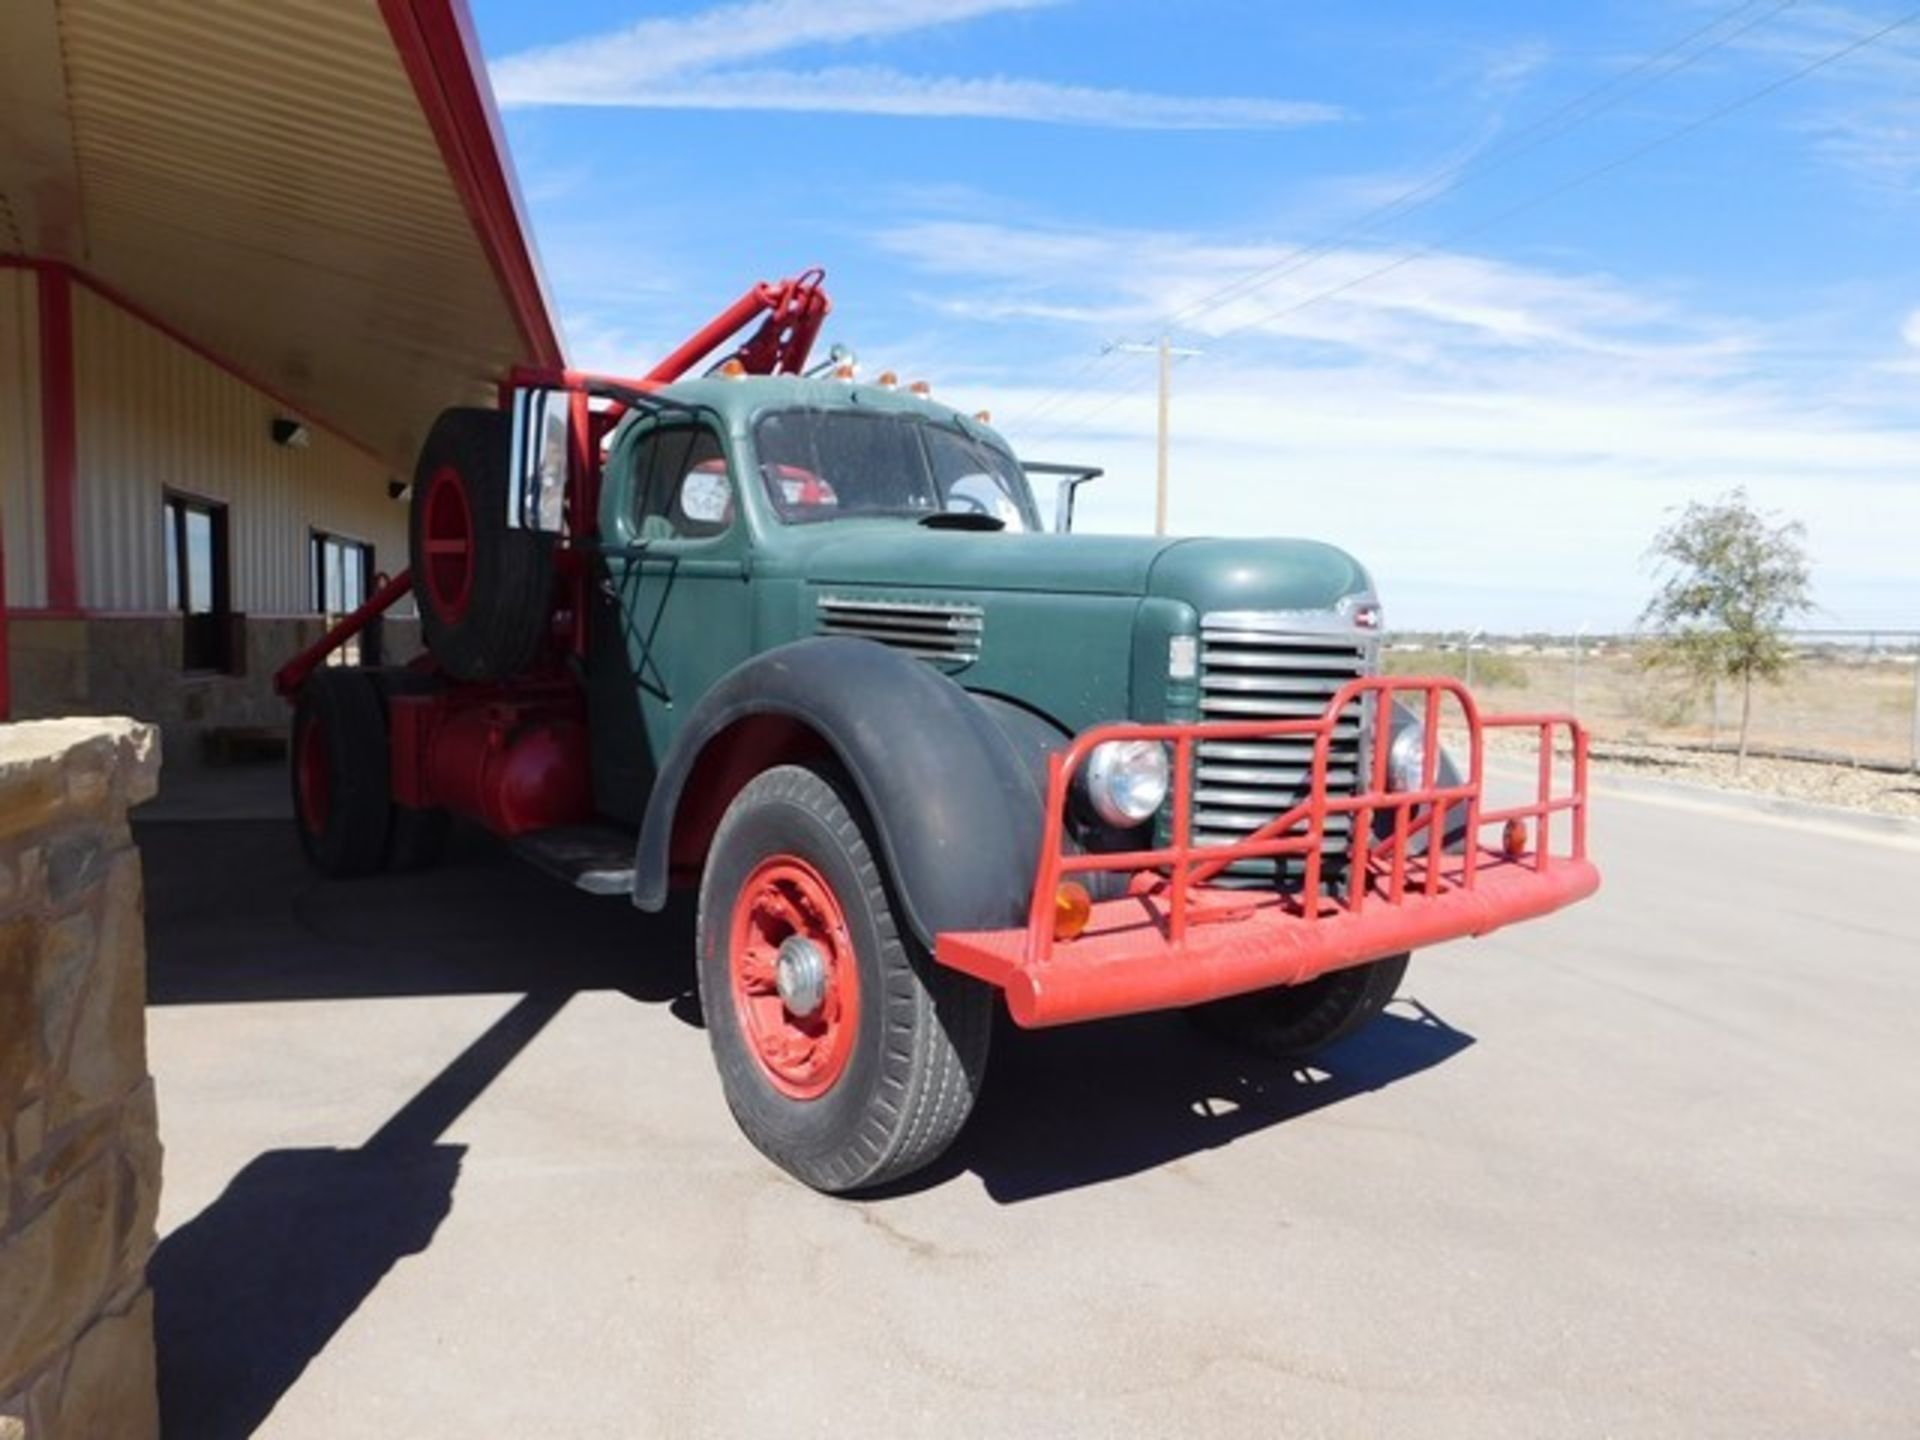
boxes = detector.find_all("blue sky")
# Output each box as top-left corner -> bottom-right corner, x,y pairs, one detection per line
470,0 -> 1920,631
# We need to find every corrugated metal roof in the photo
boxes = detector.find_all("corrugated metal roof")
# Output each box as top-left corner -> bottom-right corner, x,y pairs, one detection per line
0,0 -> 560,468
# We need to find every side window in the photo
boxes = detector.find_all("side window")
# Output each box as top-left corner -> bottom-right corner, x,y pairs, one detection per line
924,426 -> 1030,531
634,426 -> 731,540
164,492 -> 235,673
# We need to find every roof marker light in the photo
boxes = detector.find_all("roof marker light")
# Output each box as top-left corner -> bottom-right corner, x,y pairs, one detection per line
973,410 -> 992,424
719,358 -> 747,379
876,370 -> 898,389
909,380 -> 932,398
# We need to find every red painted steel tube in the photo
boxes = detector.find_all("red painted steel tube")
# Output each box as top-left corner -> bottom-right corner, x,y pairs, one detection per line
37,267 -> 77,611
273,568 -> 417,697
941,854 -> 1600,1029
938,676 -> 1599,1023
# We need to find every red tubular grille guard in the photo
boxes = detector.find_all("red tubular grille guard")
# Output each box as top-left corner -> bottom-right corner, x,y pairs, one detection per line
935,676 -> 1600,1028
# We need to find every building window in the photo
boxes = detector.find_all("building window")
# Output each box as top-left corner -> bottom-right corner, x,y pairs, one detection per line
163,493 -> 233,673
312,531 -> 375,665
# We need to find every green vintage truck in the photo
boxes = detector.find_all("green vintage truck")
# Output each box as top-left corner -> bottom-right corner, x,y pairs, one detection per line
278,272 -> 1599,1193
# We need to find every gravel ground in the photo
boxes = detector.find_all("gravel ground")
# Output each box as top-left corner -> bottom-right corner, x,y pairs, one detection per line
1479,729 -> 1920,819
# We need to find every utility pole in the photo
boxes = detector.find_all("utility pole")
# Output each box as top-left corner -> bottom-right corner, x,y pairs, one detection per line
1107,334 -> 1202,535
1572,620 -> 1591,714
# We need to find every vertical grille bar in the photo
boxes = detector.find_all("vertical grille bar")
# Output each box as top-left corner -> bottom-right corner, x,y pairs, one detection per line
1196,610 -> 1378,888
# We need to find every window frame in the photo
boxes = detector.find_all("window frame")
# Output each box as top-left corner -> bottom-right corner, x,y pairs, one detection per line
162,489 -> 235,675
622,419 -> 736,545
310,529 -> 375,617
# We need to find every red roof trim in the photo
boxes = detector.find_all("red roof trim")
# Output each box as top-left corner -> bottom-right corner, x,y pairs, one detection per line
380,0 -> 567,371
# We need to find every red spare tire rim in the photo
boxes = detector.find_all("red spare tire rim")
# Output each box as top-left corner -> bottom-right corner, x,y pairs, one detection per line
728,855 -> 861,1099
296,716 -> 330,836
420,463 -> 475,624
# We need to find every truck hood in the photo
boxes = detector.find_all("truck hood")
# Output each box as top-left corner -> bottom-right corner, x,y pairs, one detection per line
797,527 -> 1372,610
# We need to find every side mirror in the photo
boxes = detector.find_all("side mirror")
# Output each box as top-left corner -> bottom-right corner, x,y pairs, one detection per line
507,387 -> 571,532
1023,462 -> 1104,533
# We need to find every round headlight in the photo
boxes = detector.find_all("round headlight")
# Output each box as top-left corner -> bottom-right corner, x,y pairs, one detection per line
1387,724 -> 1427,793
1084,739 -> 1170,827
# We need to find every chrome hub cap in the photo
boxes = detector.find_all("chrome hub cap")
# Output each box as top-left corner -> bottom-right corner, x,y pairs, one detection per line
774,935 -> 830,1018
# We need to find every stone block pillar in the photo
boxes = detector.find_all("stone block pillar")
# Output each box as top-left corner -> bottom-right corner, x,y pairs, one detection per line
0,719 -> 161,1439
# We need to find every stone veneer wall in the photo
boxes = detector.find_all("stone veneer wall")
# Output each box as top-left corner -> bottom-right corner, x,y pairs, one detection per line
7,615 -> 422,768
0,719 -> 161,1440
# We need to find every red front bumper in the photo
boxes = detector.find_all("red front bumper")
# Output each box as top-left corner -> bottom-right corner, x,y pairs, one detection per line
934,676 -> 1600,1028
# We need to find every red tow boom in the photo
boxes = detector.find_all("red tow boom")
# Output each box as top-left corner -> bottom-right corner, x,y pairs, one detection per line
935,677 -> 1600,1028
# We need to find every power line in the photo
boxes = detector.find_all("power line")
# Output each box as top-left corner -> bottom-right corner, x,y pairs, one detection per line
1022,4 -> 1918,447
1155,0 -> 1794,331
1003,0 -> 1785,431
1204,5 -> 1920,347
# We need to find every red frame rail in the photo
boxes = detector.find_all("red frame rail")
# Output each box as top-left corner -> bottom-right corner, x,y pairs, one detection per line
936,676 -> 1600,1027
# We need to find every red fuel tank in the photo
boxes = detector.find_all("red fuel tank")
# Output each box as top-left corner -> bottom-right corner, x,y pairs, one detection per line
398,690 -> 594,835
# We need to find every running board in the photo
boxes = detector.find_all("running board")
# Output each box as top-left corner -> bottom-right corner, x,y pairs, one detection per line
510,825 -> 637,896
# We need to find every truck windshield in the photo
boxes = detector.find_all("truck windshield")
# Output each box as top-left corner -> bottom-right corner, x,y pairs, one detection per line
753,408 -> 1040,531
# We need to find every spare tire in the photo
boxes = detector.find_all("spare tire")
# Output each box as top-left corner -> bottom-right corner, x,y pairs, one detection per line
409,407 -> 556,680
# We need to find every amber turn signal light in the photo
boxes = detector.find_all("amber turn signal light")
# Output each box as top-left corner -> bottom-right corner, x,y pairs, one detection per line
1502,818 -> 1529,858
1053,881 -> 1093,940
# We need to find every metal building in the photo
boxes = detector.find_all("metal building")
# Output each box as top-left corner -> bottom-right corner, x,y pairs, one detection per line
0,0 -> 563,758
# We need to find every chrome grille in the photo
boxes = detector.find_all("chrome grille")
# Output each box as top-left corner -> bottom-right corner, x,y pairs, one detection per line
1196,610 -> 1377,886
816,596 -> 983,664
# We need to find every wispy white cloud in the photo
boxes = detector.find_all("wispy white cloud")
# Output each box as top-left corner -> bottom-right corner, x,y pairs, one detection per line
508,65 -> 1338,128
864,215 -> 1917,627
878,218 -> 1730,371
490,0 -> 1338,129
492,0 -> 1052,97
1732,3 -> 1920,199
1478,39 -> 1553,95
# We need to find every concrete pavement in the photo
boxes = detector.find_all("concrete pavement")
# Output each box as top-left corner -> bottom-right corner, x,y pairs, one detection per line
139,772 -> 1920,1437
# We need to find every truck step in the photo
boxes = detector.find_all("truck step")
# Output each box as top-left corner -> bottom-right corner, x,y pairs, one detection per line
510,824 -> 637,897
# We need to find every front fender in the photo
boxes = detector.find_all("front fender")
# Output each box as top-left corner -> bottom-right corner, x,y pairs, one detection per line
632,639 -> 1046,945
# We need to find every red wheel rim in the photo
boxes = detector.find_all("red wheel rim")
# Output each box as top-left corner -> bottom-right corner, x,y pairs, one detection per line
421,463 -> 474,624
296,716 -> 330,836
727,855 -> 861,1100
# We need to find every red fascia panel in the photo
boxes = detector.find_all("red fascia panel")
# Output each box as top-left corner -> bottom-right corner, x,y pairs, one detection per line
379,0 -> 566,370
37,265 -> 77,610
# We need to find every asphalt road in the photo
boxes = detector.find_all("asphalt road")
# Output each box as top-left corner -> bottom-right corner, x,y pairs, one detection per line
139,775 -> 1920,1438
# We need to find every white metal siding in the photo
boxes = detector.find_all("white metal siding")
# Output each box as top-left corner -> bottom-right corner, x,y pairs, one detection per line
0,268 -> 46,608
71,283 -> 410,615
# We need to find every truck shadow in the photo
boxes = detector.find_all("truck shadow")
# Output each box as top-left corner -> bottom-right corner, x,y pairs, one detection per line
893,999 -> 1475,1203
141,818 -> 1473,1428
150,990 -> 569,1439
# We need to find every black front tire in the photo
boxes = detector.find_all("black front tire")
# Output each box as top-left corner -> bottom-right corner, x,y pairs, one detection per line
292,669 -> 392,877
696,764 -> 993,1193
1190,952 -> 1411,1062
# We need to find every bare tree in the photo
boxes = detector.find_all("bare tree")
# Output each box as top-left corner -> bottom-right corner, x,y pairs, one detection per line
1640,488 -> 1813,773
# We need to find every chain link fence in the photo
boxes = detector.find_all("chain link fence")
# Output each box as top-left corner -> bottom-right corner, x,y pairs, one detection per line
1384,629 -> 1920,773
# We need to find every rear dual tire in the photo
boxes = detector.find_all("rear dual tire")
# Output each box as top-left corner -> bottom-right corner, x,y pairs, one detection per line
696,765 -> 993,1193
291,668 -> 450,877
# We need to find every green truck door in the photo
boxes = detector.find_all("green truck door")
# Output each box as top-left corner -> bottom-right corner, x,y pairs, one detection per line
589,422 -> 753,822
